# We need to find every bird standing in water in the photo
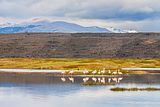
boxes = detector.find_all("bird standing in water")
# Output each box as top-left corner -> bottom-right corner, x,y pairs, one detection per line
92,70 -> 97,75
108,70 -> 111,74
101,68 -> 106,75
83,70 -> 89,75
69,70 -> 74,76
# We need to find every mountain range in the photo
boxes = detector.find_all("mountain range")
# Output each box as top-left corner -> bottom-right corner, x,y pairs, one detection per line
0,19 -> 137,33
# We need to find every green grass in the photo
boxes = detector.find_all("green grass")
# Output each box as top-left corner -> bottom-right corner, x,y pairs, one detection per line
110,87 -> 160,91
0,58 -> 159,71
81,81 -> 116,86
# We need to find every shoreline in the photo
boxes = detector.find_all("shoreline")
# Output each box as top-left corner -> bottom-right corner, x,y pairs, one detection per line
0,68 -> 160,72
0,69 -> 159,76
122,68 -> 160,71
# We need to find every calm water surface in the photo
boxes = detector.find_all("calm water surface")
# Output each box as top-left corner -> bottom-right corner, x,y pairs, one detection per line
0,73 -> 160,107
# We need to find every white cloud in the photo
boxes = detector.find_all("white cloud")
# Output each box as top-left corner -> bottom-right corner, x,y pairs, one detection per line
0,0 -> 160,31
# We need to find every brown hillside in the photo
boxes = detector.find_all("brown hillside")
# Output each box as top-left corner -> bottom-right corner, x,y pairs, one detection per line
0,33 -> 159,58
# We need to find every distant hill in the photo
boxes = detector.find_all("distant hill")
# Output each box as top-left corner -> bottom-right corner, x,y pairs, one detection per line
0,33 -> 159,58
0,20 -> 137,33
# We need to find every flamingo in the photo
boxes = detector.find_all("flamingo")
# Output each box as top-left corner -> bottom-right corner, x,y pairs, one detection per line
118,72 -> 123,75
101,68 -> 106,75
112,71 -> 118,75
98,71 -> 101,75
69,77 -> 74,83
117,69 -> 123,75
83,70 -> 89,75
69,70 -> 74,76
61,71 -> 66,76
92,70 -> 97,75
92,77 -> 97,82
108,70 -> 111,74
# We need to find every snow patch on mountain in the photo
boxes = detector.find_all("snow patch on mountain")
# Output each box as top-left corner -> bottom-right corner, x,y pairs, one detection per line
0,19 -> 137,33
107,27 -> 138,33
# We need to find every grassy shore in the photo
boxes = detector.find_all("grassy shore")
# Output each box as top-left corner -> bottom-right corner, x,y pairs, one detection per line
111,87 -> 160,91
0,58 -> 159,70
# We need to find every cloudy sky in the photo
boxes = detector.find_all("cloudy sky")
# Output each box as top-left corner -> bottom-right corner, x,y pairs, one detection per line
0,0 -> 160,32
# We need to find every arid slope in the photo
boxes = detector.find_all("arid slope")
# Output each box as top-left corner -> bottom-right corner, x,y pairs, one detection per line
0,33 -> 159,58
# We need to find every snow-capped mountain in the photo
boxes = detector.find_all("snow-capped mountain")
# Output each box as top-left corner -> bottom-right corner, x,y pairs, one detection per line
107,27 -> 137,33
0,19 -> 137,33
0,22 -> 13,27
0,17 -> 16,28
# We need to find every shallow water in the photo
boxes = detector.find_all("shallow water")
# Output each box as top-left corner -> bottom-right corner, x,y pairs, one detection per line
0,74 -> 160,107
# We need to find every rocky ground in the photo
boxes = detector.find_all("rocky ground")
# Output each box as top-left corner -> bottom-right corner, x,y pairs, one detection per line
0,33 -> 160,58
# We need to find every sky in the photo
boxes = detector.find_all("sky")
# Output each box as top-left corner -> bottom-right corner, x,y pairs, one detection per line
0,0 -> 160,32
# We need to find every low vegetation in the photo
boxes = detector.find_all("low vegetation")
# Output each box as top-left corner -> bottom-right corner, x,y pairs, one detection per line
110,87 -> 160,91
0,58 -> 159,70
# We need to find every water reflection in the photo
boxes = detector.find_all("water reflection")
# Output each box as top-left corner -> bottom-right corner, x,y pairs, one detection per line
1,74 -> 160,107
61,77 -> 123,84
1,73 -> 160,85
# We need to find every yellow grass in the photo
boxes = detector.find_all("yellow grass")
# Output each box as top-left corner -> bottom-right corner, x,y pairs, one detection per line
0,58 -> 159,70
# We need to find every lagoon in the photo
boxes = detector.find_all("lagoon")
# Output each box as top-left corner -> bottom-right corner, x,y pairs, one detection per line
0,73 -> 160,107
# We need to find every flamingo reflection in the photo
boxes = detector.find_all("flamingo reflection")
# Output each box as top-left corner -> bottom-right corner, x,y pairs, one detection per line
61,77 -> 66,82
108,78 -> 111,83
83,77 -> 89,83
92,77 -> 97,82
69,77 -> 74,83
112,77 -> 123,83
101,77 -> 105,84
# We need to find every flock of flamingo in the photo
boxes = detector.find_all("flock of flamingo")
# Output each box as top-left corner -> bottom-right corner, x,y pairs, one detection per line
60,69 -> 123,84
61,69 -> 123,75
